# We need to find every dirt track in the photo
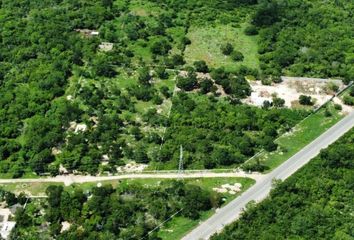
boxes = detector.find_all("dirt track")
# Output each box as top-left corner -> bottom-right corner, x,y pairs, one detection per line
0,171 -> 263,186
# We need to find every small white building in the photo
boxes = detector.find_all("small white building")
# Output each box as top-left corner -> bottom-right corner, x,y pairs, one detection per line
99,42 -> 114,52
0,208 -> 16,239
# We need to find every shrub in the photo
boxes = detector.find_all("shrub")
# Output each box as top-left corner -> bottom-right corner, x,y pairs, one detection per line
299,95 -> 313,105
343,95 -> 354,106
350,87 -> 354,97
221,43 -> 234,55
231,50 -> 244,62
193,60 -> 209,73
155,66 -> 169,79
334,103 -> 342,110
244,25 -> 258,35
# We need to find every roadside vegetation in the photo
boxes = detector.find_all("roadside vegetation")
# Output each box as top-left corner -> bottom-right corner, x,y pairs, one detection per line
4,177 -> 254,239
242,103 -> 343,172
212,128 -> 354,240
154,93 -> 307,170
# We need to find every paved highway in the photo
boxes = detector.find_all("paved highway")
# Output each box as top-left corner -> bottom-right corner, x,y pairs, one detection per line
182,110 -> 354,240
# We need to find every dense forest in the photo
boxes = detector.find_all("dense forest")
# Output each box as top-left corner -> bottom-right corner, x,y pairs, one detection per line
252,0 -> 354,81
9,181 -> 221,240
211,128 -> 354,240
0,0 -> 353,177
158,93 -> 306,169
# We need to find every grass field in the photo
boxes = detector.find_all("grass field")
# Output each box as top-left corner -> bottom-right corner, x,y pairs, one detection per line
0,182 -> 62,195
184,23 -> 259,71
244,103 -> 344,171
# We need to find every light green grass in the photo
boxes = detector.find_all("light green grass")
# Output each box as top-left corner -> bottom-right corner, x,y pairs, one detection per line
114,71 -> 138,89
245,104 -> 343,171
0,182 -> 62,195
184,23 -> 259,71
129,0 -> 162,16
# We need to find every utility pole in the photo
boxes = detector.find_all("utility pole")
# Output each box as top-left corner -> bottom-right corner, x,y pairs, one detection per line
178,145 -> 184,175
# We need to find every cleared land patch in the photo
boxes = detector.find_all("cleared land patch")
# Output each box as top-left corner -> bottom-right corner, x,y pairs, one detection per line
245,77 -> 345,108
184,23 -> 259,71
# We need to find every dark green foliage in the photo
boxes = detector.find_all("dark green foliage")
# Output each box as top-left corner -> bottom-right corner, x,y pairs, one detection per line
210,68 -> 251,99
343,96 -> 354,106
150,39 -> 172,55
221,43 -> 234,55
92,54 -> 117,78
159,86 -> 172,98
244,25 -> 258,35
333,103 -> 342,111
299,95 -> 314,106
252,1 -> 281,27
193,60 -> 209,73
138,67 -> 152,85
160,94 -> 306,168
129,85 -> 156,101
176,71 -> 199,91
272,97 -> 285,108
200,79 -> 214,94
212,129 -> 354,240
255,1 -> 354,79
15,208 -> 32,227
350,87 -> 354,97
231,51 -> 244,62
14,181 -> 220,239
155,66 -> 169,79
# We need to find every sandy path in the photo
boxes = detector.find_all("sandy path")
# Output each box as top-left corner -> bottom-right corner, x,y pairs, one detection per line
0,171 -> 264,186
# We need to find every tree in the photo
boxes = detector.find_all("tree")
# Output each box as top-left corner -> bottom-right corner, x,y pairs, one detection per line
15,208 -> 32,227
101,0 -> 113,8
160,86 -> 172,98
262,100 -> 272,109
171,54 -> 185,66
343,96 -> 354,106
176,73 -> 198,91
200,79 -> 214,94
252,1 -> 281,27
138,67 -> 151,85
151,39 -> 171,55
350,87 -> 354,97
134,148 -> 149,163
244,25 -> 258,35
5,192 -> 17,206
262,136 -> 278,152
273,97 -> 285,108
92,54 -> 116,77
193,60 -> 209,73
221,43 -> 234,55
299,95 -> 313,106
46,185 -> 64,208
155,66 -> 169,79
231,50 -> 244,62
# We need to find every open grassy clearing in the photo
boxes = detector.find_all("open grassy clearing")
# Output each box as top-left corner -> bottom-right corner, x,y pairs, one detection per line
0,182 -> 62,195
0,176 -> 254,199
244,103 -> 344,171
129,0 -> 162,16
184,23 -> 259,71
